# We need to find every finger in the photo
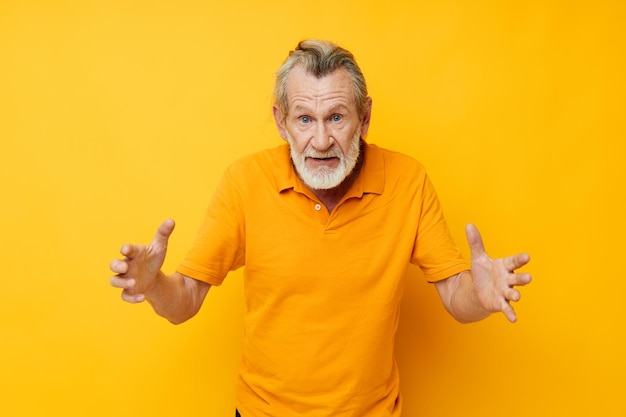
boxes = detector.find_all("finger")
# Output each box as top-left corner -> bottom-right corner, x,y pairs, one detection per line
505,287 -> 521,303
503,253 -> 531,271
501,300 -> 518,323
152,219 -> 176,249
507,272 -> 532,287
110,275 -> 135,289
465,223 -> 487,260
109,259 -> 128,274
120,243 -> 140,259
121,290 -> 145,303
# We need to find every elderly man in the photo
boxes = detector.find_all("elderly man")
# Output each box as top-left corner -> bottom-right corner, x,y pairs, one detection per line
109,40 -> 531,417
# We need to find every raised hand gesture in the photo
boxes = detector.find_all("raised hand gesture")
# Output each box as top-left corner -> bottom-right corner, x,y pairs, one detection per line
465,223 -> 532,322
109,219 -> 175,303
436,224 -> 532,323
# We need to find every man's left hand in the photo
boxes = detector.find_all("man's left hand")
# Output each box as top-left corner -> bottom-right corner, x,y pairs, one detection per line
466,223 -> 532,323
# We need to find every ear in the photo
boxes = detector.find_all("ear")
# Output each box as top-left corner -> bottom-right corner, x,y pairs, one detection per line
272,105 -> 288,141
360,97 -> 373,138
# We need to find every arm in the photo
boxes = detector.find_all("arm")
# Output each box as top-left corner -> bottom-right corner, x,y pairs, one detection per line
109,219 -> 211,324
435,224 -> 531,323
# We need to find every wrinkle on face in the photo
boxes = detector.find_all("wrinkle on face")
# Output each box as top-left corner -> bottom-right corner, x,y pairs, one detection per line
281,66 -> 364,191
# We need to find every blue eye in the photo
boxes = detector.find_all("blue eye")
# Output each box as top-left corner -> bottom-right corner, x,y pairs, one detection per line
300,116 -> 311,123
331,114 -> 342,122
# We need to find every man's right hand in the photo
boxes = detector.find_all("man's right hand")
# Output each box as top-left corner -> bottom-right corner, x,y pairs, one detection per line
109,219 -> 175,303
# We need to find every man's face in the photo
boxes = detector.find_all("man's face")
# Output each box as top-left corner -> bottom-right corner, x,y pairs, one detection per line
273,66 -> 372,190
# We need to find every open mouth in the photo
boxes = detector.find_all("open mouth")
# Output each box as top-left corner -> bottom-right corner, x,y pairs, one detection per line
308,156 -> 339,163
306,156 -> 340,171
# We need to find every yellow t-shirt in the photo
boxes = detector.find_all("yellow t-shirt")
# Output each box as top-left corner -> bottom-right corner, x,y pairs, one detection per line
178,142 -> 468,417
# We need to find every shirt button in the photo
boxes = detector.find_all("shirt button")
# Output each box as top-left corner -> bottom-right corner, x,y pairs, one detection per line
314,203 -> 322,211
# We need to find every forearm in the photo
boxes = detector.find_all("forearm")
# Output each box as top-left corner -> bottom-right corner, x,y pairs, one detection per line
436,271 -> 491,324
144,271 -> 210,324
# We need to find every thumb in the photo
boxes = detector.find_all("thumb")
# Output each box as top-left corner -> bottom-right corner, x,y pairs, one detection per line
465,223 -> 486,260
152,219 -> 176,249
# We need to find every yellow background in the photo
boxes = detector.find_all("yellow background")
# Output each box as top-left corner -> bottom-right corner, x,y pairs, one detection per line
1,1 -> 624,416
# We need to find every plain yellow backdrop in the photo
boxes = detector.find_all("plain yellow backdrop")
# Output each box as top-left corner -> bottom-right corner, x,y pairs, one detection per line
1,0 -> 624,416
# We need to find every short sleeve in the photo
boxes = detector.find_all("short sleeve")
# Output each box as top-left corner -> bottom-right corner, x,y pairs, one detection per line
411,174 -> 468,282
177,167 -> 246,285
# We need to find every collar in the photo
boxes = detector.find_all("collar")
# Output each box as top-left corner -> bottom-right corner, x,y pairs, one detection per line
274,141 -> 385,198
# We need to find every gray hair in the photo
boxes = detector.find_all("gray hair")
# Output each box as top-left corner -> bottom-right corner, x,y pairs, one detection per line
274,40 -> 368,121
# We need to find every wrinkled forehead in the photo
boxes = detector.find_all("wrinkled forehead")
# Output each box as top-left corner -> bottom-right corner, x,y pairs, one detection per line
285,66 -> 357,109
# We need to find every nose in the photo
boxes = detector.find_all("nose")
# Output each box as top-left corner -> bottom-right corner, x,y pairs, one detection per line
310,122 -> 334,151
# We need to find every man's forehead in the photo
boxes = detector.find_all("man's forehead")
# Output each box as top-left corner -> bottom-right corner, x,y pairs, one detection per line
285,66 -> 355,103
290,101 -> 352,114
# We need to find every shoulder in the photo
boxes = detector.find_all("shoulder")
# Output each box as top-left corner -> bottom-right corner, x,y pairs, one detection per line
223,144 -> 290,178
218,144 -> 292,195
228,144 -> 289,170
366,143 -> 428,179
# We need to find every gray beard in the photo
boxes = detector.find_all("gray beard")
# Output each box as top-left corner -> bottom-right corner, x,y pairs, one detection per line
287,126 -> 362,190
